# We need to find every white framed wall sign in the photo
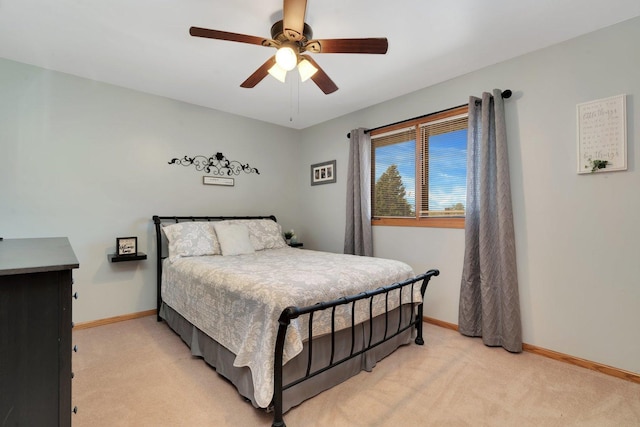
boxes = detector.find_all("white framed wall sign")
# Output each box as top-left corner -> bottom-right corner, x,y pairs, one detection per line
577,94 -> 627,174
203,176 -> 234,186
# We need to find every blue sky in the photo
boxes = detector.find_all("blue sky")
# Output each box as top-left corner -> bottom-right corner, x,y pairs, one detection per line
375,129 -> 467,212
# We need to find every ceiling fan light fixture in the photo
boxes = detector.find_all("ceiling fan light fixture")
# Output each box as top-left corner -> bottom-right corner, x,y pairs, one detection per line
297,59 -> 318,82
275,46 -> 297,71
267,63 -> 288,83
189,1 -> 389,94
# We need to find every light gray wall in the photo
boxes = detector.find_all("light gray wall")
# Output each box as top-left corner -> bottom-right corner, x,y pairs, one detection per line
298,17 -> 640,374
0,58 -> 302,323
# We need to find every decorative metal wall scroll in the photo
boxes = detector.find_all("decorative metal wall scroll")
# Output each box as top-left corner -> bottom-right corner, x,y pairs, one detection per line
168,152 -> 260,176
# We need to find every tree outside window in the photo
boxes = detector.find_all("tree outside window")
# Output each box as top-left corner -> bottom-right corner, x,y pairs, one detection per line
374,164 -> 414,217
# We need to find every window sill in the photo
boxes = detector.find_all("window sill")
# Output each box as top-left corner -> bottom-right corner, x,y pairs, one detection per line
372,217 -> 465,229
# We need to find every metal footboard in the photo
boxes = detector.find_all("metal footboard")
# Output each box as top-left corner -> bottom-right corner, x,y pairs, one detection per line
271,269 -> 439,427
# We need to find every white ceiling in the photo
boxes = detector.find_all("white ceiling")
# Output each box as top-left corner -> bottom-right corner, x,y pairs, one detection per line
1,1 -> 639,129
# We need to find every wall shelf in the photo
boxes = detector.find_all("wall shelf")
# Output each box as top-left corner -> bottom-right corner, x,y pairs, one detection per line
108,252 -> 147,263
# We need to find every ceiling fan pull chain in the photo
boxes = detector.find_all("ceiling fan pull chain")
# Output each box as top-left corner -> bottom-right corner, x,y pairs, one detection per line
297,75 -> 301,116
290,74 -> 294,122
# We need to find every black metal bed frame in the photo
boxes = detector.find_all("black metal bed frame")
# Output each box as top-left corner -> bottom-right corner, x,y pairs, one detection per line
152,215 -> 439,427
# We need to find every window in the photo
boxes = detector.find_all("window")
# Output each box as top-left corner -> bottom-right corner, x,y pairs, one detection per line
371,105 -> 468,228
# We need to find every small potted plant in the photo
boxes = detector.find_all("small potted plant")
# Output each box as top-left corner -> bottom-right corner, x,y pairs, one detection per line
586,158 -> 608,173
284,229 -> 294,244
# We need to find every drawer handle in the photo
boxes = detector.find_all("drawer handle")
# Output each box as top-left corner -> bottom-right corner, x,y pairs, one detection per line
73,406 -> 78,414
73,292 -> 78,299
71,322 -> 75,329
73,345 -> 78,353
71,371 -> 75,379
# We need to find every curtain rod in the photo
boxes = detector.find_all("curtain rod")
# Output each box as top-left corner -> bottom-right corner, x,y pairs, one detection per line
346,89 -> 512,139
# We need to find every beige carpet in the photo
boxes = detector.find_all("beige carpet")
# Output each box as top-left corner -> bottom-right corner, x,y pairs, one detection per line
72,316 -> 640,426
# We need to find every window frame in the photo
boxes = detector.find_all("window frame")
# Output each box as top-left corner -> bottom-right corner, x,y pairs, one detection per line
370,105 -> 468,229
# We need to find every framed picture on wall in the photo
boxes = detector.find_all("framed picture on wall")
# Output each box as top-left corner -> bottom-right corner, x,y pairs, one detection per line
311,160 -> 336,186
577,94 -> 627,174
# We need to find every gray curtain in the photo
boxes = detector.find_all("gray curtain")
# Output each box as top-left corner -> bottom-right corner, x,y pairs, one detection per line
344,128 -> 373,256
459,90 -> 522,353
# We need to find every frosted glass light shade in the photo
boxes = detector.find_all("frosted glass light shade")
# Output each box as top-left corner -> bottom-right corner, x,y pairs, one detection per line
297,59 -> 318,82
267,63 -> 287,83
275,46 -> 297,71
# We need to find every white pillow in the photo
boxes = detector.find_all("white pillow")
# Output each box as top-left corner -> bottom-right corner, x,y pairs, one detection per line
213,222 -> 255,256
226,219 -> 287,251
162,222 -> 221,263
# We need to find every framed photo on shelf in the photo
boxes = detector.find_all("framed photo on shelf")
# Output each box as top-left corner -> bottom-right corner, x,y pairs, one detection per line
311,160 -> 336,186
116,236 -> 137,256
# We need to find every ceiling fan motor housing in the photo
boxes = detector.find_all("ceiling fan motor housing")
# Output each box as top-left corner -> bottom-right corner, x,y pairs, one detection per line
270,20 -> 313,44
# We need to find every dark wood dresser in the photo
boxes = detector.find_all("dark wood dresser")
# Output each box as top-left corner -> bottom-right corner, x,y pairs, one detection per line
0,237 -> 79,426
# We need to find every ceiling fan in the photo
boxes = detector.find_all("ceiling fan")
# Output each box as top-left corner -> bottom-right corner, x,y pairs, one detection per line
189,0 -> 388,94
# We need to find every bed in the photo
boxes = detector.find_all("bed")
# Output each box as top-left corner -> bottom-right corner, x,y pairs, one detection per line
153,215 -> 438,427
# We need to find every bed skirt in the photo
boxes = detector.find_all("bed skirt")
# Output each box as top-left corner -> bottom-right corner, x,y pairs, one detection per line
160,302 -> 413,413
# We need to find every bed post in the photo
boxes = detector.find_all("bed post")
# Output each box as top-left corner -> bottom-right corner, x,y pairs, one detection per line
153,216 -> 163,322
272,307 -> 297,427
415,269 -> 439,345
415,302 -> 425,345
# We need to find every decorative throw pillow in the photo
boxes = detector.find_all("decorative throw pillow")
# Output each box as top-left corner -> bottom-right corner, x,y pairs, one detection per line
162,222 -> 221,262
213,222 -> 255,256
226,219 -> 287,251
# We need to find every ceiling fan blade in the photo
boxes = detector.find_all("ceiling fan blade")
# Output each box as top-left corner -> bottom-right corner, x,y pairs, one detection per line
283,0 -> 307,41
240,56 -> 277,88
190,27 -> 276,47
302,55 -> 338,94
305,38 -> 388,54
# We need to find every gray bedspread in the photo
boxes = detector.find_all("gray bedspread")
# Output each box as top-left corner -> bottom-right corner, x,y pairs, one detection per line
162,247 -> 416,407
